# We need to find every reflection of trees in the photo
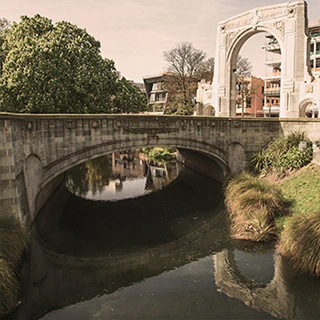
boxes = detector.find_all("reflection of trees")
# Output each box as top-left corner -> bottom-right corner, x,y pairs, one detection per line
66,150 -> 181,198
66,156 -> 112,196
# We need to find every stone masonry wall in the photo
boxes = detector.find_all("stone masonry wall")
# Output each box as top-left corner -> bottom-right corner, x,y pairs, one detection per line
0,119 -> 21,219
0,113 -> 320,223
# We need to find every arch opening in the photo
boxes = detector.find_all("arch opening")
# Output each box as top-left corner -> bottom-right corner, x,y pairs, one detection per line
299,98 -> 319,118
229,29 -> 282,118
213,1 -> 310,118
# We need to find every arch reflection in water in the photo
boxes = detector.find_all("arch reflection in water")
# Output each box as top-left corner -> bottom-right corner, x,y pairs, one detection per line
65,149 -> 181,201
213,247 -> 295,319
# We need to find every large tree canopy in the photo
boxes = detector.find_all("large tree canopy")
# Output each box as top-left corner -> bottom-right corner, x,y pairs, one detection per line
0,15 -> 147,114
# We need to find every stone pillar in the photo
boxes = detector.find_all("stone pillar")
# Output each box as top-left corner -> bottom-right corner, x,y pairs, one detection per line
279,1 -> 310,118
0,120 -> 20,218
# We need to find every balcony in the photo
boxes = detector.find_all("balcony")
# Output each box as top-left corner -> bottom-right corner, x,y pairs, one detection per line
310,51 -> 320,56
263,105 -> 280,116
263,72 -> 281,80
264,87 -> 280,97
264,91 -> 280,97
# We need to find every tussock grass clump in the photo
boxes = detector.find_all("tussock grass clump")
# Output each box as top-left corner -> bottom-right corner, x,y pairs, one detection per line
277,212 -> 320,276
251,130 -> 313,177
0,215 -> 28,316
0,215 -> 29,265
0,259 -> 19,315
225,172 -> 288,241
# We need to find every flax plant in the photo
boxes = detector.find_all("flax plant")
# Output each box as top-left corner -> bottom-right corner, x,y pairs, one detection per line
251,130 -> 313,177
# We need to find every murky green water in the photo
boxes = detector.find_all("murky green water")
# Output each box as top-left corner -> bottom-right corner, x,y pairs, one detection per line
12,150 -> 320,320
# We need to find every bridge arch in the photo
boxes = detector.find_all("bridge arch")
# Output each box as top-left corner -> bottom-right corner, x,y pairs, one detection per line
213,0 -> 311,118
40,140 -> 230,191
203,103 -> 215,116
299,98 -> 319,118
32,141 -> 229,221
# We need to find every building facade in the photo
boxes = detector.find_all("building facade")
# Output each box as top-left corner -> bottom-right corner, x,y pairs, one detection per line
143,74 -> 168,114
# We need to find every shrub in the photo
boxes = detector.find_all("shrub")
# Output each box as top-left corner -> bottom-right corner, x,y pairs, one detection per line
277,211 -> 320,276
225,172 -> 288,241
251,131 -> 313,177
0,215 -> 28,316
141,147 -> 176,162
0,215 -> 29,265
0,259 -> 19,315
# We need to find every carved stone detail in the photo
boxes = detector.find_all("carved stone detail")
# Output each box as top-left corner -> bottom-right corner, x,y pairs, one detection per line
65,120 -> 75,129
274,20 -> 285,40
115,120 -> 123,128
26,121 -> 34,131
251,10 -> 260,29
90,120 -> 101,129
233,121 -> 241,128
123,127 -> 177,134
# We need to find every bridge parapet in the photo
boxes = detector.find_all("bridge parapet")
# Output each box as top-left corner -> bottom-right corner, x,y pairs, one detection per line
1,113 -> 319,223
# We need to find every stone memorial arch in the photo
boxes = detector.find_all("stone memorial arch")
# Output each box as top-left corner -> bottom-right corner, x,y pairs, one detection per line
213,0 -> 313,118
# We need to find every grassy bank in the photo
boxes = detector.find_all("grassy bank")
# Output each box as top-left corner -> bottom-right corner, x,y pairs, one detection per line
0,214 -> 28,316
225,131 -> 320,276
277,163 -> 320,276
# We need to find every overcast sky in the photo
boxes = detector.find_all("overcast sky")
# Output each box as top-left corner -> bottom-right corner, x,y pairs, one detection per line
2,0 -> 320,82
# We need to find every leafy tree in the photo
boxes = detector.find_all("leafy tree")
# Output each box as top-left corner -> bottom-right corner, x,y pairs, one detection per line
0,18 -> 10,72
112,78 -> 147,114
0,15 -> 147,114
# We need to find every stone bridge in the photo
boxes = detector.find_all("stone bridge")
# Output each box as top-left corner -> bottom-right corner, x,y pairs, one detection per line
1,113 -> 319,224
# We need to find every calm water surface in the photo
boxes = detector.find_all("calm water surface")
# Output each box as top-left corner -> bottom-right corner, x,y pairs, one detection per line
13,150 -> 320,320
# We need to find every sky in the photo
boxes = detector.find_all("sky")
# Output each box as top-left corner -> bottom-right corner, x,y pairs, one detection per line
2,0 -> 320,82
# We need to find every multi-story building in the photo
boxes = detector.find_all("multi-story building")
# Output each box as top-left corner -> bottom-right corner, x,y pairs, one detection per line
263,21 -> 320,117
309,20 -> 320,77
143,74 -> 168,114
196,76 -> 264,117
236,76 -> 265,117
262,34 -> 282,117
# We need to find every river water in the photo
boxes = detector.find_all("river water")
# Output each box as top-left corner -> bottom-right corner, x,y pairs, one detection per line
12,150 -> 320,320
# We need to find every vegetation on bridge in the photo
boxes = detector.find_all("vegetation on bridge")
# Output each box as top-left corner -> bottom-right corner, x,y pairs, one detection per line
0,15 -> 147,114
0,214 -> 28,316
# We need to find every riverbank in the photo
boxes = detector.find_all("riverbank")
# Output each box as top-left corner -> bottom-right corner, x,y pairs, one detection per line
277,162 -> 320,276
225,161 -> 320,276
0,214 -> 29,317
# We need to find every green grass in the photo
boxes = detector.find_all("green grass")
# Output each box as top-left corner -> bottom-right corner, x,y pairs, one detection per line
275,163 -> 320,276
280,163 -> 320,216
